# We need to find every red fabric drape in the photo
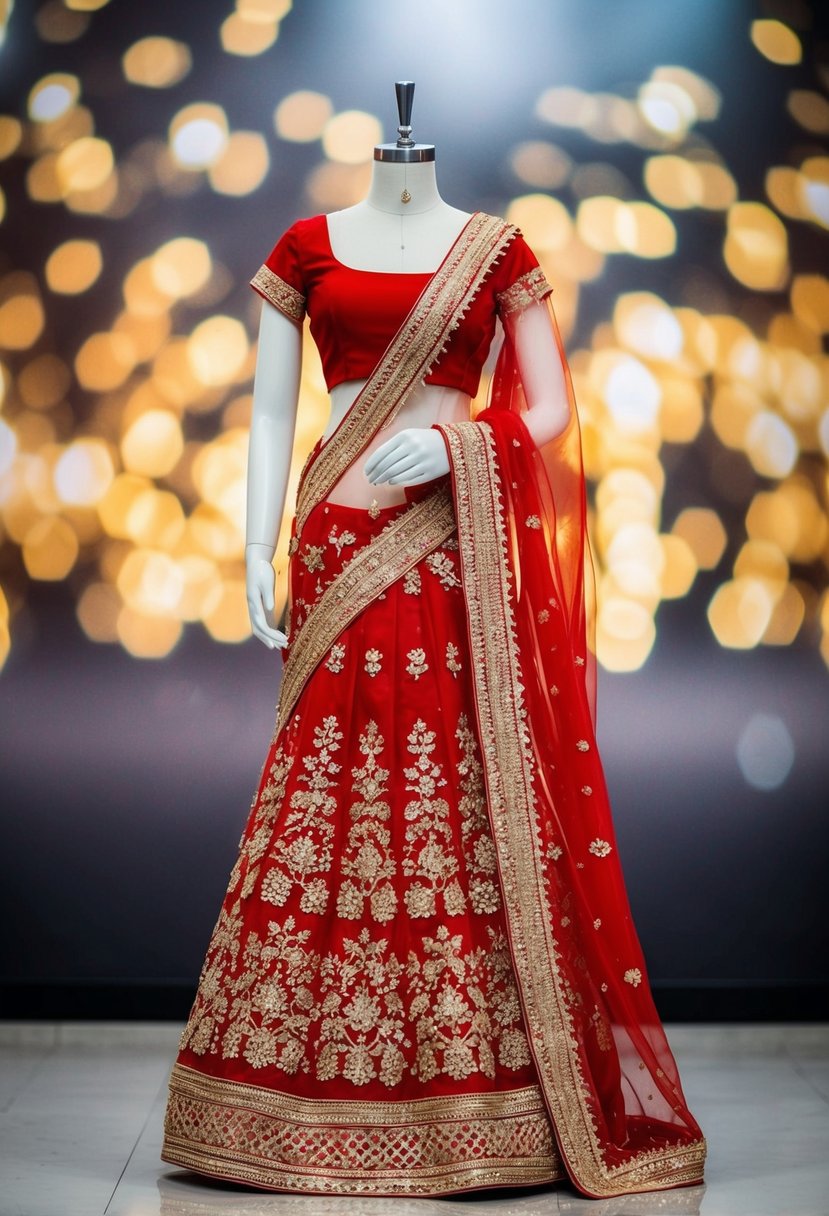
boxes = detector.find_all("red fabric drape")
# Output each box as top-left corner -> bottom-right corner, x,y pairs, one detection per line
434,294 -> 707,1197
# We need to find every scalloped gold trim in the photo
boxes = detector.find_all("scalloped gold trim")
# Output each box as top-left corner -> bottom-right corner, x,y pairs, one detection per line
161,1062 -> 565,1196
250,264 -> 306,322
496,265 -> 553,317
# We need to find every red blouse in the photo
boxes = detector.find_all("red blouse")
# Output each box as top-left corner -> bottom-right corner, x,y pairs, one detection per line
250,212 -> 552,397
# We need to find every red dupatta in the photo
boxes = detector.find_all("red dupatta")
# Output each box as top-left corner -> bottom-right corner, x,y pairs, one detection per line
433,294 -> 707,1198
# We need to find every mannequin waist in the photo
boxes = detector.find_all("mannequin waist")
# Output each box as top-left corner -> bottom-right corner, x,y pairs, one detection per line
323,379 -> 471,444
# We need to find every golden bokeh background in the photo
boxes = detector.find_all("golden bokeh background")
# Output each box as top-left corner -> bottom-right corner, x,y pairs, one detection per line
0,0 -> 827,678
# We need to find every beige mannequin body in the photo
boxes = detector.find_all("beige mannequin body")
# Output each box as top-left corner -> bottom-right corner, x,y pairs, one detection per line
245,158 -> 571,649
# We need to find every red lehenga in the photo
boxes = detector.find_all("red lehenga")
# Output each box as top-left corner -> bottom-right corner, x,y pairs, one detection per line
160,211 -> 707,1198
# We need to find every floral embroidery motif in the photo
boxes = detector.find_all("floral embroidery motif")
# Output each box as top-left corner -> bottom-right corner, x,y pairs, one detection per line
537,608 -> 550,623
324,641 -> 346,673
408,925 -> 531,1081
624,968 -> 643,987
402,567 -> 421,595
336,721 -> 397,924
445,641 -> 462,676
588,838 -> 611,858
547,843 -> 563,861
455,713 -> 501,916
575,655 -> 585,666
364,648 -> 383,677
425,550 -> 461,589
368,499 -> 380,519
328,525 -> 356,556
402,719 -> 465,918
549,684 -> 559,696
176,700 -> 536,1094
593,918 -> 602,928
525,515 -> 541,530
581,785 -> 593,796
259,715 -> 343,915
576,739 -> 590,752
301,544 -> 325,572
406,648 -> 429,680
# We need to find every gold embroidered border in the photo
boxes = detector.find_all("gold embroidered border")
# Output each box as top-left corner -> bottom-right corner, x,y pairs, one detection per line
496,265 -> 553,317
250,264 -> 306,322
275,482 -> 457,737
438,419 -> 707,1197
293,211 -> 518,536
161,1062 -> 565,1196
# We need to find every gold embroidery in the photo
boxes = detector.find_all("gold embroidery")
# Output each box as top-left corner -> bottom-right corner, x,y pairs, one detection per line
624,968 -> 643,987
403,567 -> 421,595
589,838 -> 611,857
496,265 -> 553,317
294,213 -> 518,536
259,714 -> 342,917
576,738 -> 590,751
276,485 -> 456,737
445,640 -> 462,675
328,525 -> 356,555
336,721 -> 397,924
368,498 -> 380,519
455,711 -> 501,916
581,784 -> 593,795
537,608 -> 550,623
364,648 -> 383,677
300,544 -> 325,572
549,683 -> 559,695
402,718 -> 464,918
405,647 -> 428,679
324,641 -> 346,673
425,550 -> 461,589
250,264 -> 306,322
439,418 -> 707,1195
162,1063 -> 565,1195
525,514 -> 542,529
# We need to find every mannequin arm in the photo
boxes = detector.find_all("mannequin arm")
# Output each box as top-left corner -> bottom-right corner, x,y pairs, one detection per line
504,298 -> 571,446
245,301 -> 302,649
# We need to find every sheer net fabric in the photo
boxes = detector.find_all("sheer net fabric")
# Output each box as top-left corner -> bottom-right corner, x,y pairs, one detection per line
318,380 -> 473,511
437,292 -> 705,1192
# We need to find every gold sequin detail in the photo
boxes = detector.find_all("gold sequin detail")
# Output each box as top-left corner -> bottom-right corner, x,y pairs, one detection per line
250,264 -> 306,321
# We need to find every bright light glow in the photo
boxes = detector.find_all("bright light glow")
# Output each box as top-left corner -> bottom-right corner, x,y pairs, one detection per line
54,439 -> 115,505
169,104 -> 228,169
322,111 -> 383,164
736,713 -> 795,790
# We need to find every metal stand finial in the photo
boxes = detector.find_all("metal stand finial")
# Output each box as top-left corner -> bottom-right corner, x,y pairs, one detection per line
374,79 -> 435,164
395,81 -> 415,148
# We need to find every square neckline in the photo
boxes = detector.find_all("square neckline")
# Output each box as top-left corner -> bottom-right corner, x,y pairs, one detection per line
321,210 -> 480,277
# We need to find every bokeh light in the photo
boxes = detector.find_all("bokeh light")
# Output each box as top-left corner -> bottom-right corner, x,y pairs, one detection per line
0,2 -> 825,684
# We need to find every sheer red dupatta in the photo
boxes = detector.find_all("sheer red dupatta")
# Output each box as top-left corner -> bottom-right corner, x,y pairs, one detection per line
434,294 -> 707,1198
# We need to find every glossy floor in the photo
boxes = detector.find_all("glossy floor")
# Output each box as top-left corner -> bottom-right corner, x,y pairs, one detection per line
0,1022 -> 827,1216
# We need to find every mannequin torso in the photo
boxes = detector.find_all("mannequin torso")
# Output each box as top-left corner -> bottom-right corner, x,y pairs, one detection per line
321,163 -> 474,509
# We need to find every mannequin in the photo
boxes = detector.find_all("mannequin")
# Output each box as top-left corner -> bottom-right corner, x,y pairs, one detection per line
160,83 -> 707,1200
245,86 -> 570,649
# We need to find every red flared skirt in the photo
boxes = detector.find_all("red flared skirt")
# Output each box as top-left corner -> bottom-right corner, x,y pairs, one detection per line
161,495 -> 564,1196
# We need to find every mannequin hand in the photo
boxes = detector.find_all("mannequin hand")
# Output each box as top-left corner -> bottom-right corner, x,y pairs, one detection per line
245,544 -> 288,650
364,427 -> 450,487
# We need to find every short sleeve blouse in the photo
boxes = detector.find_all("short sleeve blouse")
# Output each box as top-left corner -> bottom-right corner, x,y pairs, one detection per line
249,213 -> 552,396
